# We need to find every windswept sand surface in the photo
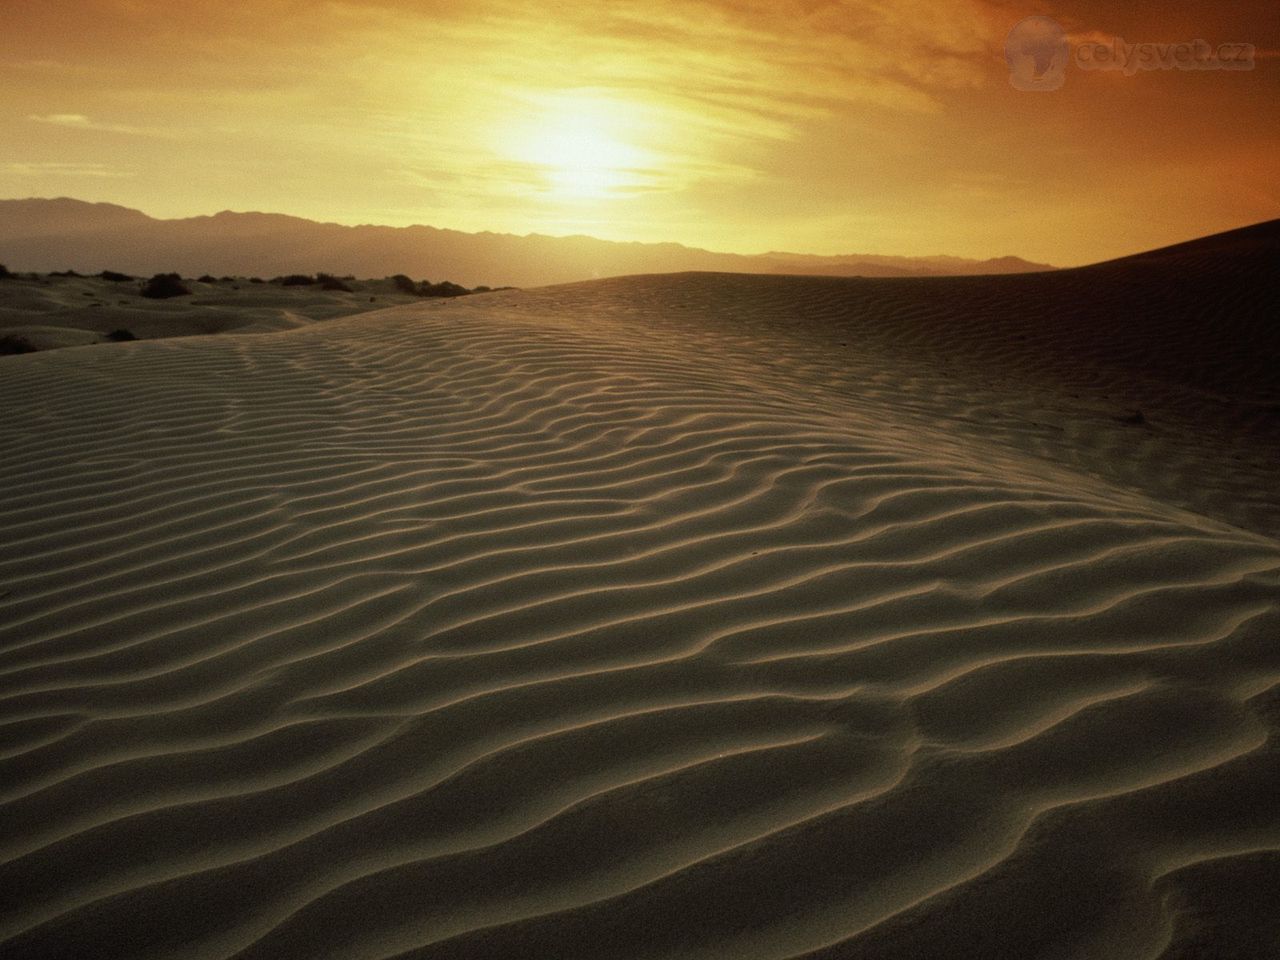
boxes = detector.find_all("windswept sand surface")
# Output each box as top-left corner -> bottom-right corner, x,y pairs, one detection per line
1,223 -> 1278,959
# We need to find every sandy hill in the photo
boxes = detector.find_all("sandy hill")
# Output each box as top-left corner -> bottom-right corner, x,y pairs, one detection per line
0,198 -> 1055,287
0,222 -> 1277,959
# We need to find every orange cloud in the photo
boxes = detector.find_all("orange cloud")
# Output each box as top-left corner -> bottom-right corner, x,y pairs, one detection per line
1,0 -> 1276,265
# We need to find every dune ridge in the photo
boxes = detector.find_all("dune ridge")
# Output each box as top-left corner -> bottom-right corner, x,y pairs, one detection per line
1,225 -> 1278,958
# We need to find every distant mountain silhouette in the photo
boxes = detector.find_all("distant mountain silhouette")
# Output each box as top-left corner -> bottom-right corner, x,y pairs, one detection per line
0,198 -> 1056,287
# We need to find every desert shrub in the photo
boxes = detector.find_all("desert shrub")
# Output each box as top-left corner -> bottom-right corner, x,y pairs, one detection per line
99,270 -> 134,282
219,276 -> 235,282
197,274 -> 218,283
277,274 -> 316,286
420,280 -> 470,298
473,285 -> 491,293
0,335 -> 36,355
318,275 -> 353,292
140,273 -> 192,299
249,277 -> 264,284
106,329 -> 138,342
50,269 -> 82,278
0,264 -> 11,280
385,275 -> 473,297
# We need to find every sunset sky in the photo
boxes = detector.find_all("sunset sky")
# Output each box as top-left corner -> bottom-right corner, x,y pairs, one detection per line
2,0 -> 1277,265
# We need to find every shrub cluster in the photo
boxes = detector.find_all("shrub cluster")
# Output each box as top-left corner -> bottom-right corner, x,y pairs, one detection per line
140,273 -> 192,299
389,274 -> 472,298
390,274 -> 418,295
56,269 -> 485,299
264,273 -> 357,292
0,263 -> 11,280
422,280 -> 470,297
316,273 -> 353,292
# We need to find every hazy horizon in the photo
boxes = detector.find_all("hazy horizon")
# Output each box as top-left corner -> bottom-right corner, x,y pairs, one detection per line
2,193 -> 1070,263
0,195 -> 1069,287
6,195 -> 1279,273
3,1 -> 1276,267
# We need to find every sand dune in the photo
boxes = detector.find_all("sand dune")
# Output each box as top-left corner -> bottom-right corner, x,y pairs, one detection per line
1,223 -> 1277,958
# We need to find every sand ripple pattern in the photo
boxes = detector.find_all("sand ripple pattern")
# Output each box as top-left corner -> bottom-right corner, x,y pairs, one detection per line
2,261 -> 1279,959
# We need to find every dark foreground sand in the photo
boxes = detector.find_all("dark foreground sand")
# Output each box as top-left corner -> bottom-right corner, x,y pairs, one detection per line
1,222 -> 1277,959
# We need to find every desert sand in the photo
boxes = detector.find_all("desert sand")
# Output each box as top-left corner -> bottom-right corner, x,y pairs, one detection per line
1,221 -> 1277,959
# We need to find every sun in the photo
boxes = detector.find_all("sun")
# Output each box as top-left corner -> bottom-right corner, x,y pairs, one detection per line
507,94 -> 662,201
523,122 -> 641,199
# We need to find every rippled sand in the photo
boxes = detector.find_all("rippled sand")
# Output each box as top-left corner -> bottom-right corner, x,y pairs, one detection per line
1,222 -> 1277,959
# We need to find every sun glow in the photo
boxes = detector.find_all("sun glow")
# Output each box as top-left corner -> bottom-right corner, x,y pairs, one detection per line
507,94 -> 663,201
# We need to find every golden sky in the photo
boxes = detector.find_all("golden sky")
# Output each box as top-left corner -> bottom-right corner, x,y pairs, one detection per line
2,0 -> 1277,264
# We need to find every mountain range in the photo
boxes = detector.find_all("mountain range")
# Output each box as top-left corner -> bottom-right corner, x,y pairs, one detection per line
0,198 -> 1055,288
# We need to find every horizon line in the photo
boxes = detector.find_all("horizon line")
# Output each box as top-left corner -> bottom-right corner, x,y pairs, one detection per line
3,195 -> 1063,268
